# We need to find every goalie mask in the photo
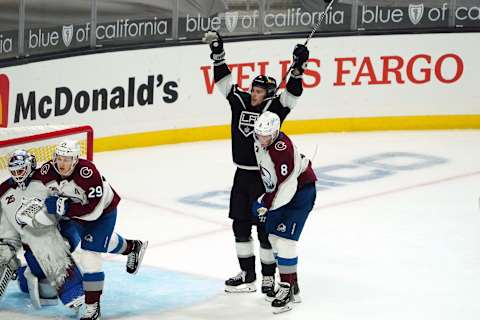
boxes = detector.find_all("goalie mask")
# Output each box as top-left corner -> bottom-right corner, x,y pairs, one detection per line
254,111 -> 281,148
53,140 -> 80,177
8,149 -> 37,185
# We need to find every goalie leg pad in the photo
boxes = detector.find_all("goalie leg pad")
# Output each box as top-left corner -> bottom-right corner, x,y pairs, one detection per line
17,265 -> 28,293
58,264 -> 84,307
24,267 -> 42,309
39,279 -> 59,306
23,248 -> 47,279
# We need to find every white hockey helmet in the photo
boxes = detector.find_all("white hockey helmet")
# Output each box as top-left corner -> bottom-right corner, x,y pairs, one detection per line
53,140 -> 80,176
254,111 -> 281,147
8,149 -> 37,184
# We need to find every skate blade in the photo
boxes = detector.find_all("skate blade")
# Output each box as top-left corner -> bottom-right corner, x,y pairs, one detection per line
132,241 -> 149,275
225,283 -> 256,293
293,294 -> 302,303
272,303 -> 293,314
266,294 -> 301,303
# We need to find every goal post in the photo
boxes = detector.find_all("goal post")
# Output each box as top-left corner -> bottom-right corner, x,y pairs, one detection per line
0,125 -> 94,176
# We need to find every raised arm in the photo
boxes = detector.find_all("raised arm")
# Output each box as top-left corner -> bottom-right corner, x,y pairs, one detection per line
203,30 -> 233,98
278,44 -> 310,110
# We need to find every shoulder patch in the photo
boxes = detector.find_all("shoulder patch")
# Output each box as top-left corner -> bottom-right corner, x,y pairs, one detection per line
40,163 -> 51,175
79,167 -> 93,179
274,141 -> 287,151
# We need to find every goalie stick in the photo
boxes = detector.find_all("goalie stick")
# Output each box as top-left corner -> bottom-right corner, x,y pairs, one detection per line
0,251 -> 19,301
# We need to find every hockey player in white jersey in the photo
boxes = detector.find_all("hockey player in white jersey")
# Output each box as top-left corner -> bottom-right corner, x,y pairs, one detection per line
251,112 -> 317,314
38,140 -> 148,320
0,149 -> 84,310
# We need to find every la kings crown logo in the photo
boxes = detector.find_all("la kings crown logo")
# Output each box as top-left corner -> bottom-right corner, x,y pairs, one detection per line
239,111 -> 258,137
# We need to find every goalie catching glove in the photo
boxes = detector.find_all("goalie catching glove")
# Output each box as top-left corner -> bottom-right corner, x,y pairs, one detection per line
16,198 -> 57,228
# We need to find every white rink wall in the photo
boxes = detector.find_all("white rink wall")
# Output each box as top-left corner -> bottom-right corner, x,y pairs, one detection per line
1,32 -> 479,148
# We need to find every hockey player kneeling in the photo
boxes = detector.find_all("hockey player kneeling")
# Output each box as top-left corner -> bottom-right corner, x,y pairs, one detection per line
0,150 -> 84,311
251,112 -> 317,314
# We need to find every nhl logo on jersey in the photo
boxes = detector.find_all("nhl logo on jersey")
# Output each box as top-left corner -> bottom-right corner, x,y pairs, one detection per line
84,234 -> 94,242
80,167 -> 93,179
274,141 -> 287,151
276,223 -> 287,233
238,111 -> 259,137
40,163 -> 50,175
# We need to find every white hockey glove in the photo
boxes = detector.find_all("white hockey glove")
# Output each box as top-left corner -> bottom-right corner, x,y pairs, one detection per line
202,30 -> 225,61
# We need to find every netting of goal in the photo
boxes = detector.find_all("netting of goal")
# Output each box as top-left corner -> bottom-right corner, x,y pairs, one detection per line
0,125 -> 93,180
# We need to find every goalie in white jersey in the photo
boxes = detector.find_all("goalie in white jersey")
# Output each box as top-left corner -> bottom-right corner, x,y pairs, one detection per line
0,149 -> 84,310
37,140 -> 148,320
252,112 -> 317,314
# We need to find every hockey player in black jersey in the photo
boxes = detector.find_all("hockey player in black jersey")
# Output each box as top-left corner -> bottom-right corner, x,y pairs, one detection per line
203,30 -> 309,295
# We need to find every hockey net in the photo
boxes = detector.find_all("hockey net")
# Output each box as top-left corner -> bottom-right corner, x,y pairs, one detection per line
0,125 -> 93,180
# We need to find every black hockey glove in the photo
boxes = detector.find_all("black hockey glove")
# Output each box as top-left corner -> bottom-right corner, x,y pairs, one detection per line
202,30 -> 225,61
291,44 -> 309,74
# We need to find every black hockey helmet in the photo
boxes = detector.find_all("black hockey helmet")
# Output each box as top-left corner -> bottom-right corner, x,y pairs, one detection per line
251,75 -> 277,98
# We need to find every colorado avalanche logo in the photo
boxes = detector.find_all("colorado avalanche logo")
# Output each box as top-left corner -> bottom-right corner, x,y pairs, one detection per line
40,163 -> 50,175
80,167 -> 93,179
260,166 -> 275,192
276,223 -> 287,233
275,141 -> 287,151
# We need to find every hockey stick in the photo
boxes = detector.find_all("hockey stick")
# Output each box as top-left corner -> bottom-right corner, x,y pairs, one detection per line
0,245 -> 20,301
271,0 -> 337,98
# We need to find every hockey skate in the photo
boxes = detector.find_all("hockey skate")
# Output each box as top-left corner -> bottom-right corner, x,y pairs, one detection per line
261,275 -> 275,295
224,271 -> 256,293
266,280 -> 301,303
126,240 -> 148,274
80,302 -> 100,320
66,294 -> 84,313
271,282 -> 294,314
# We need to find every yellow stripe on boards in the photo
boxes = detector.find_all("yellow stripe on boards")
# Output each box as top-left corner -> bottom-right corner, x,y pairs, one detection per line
93,115 -> 480,152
